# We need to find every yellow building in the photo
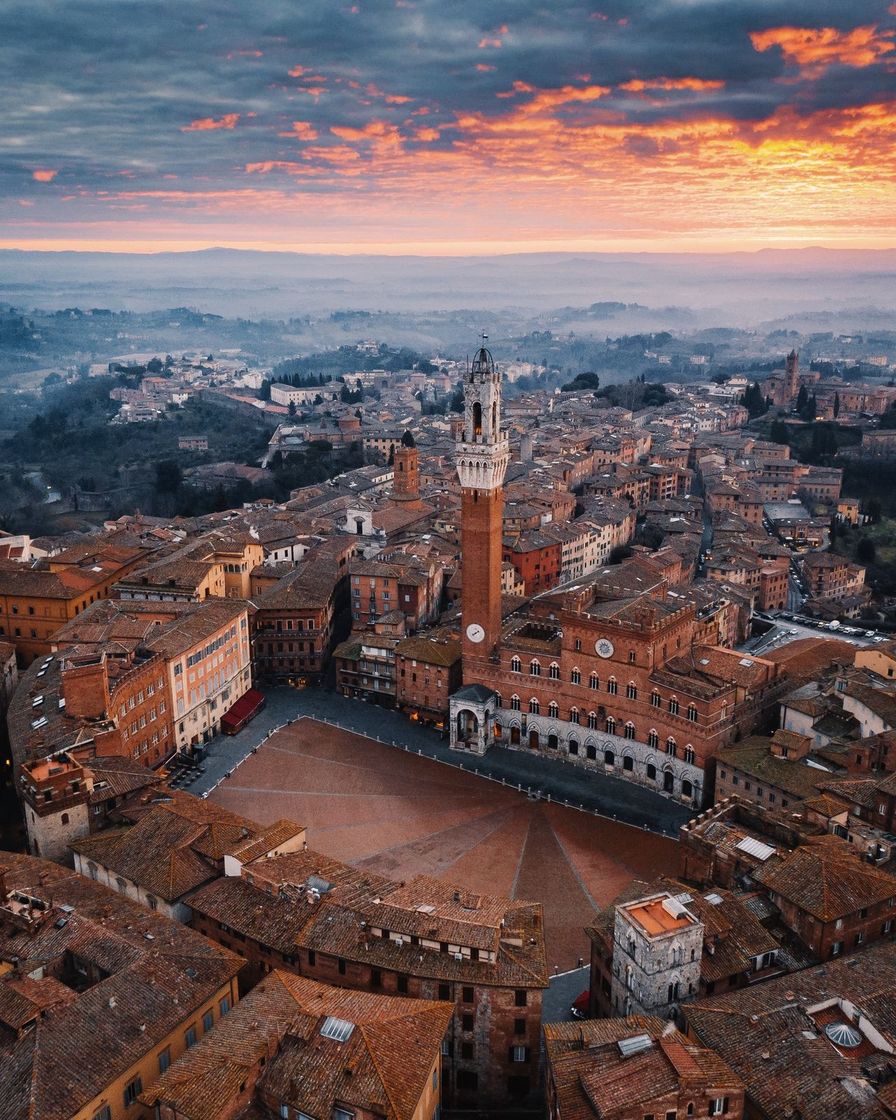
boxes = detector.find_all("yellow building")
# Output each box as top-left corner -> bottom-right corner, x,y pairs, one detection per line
0,851 -> 242,1120
143,970 -> 452,1120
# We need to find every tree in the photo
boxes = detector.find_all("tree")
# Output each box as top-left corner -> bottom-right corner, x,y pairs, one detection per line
155,460 -> 183,494
857,537 -> 876,564
833,392 -> 841,418
796,384 -> 808,413
770,419 -> 789,445
561,371 -> 600,392
288,400 -> 297,416
258,379 -> 271,402
865,497 -> 883,524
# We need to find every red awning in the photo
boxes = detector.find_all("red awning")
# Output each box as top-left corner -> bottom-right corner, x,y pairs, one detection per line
572,990 -> 590,1013
220,688 -> 265,733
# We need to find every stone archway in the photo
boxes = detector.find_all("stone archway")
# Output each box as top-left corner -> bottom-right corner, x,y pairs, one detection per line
456,709 -> 479,744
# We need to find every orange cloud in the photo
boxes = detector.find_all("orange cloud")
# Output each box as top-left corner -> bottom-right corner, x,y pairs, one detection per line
385,94 -> 412,104
476,63 -> 496,72
751,25 -> 896,73
478,37 -> 503,49
32,169 -> 58,182
288,65 -> 306,77
226,49 -> 263,59
414,127 -> 440,142
181,113 -> 240,132
619,77 -> 725,92
279,120 -> 319,140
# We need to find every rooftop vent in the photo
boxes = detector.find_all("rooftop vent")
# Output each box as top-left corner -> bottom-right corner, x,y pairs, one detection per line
618,1033 -> 653,1058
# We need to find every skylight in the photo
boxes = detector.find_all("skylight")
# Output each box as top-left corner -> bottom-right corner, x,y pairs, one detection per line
825,1022 -> 862,1049
320,1016 -> 355,1042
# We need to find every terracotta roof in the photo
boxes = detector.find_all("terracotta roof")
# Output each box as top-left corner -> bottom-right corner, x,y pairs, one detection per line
141,971 -> 451,1120
754,837 -> 896,921
686,941 -> 896,1120
545,1016 -> 742,1120
190,849 -> 548,989
0,852 -> 241,1120
70,794 -> 293,903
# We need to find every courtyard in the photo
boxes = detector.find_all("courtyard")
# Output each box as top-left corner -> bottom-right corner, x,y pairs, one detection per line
208,716 -> 680,972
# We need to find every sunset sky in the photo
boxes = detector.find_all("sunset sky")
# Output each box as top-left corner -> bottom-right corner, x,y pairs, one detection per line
4,1 -> 896,254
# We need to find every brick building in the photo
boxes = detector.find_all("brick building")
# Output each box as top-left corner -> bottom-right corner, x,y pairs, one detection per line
395,635 -> 463,725
142,971 -> 452,1120
0,543 -> 149,665
187,847 -> 548,1112
253,540 -> 350,685
753,837 -> 896,959
686,942 -> 896,1120
452,560 -> 782,808
544,1017 -> 744,1120
71,794 -> 305,920
0,852 -> 241,1120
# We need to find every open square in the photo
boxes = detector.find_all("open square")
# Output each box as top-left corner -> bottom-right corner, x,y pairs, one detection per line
208,717 -> 679,971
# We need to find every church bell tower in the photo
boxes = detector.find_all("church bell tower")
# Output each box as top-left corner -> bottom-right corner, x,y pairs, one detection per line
456,341 -> 509,675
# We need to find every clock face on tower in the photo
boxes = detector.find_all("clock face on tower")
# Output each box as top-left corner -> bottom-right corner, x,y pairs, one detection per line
466,623 -> 486,644
595,638 -> 615,659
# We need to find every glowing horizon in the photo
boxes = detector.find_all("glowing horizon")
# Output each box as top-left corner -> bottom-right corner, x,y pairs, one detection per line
4,3 -> 896,255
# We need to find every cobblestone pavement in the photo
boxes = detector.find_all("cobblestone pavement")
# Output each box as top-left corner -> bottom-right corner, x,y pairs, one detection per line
185,686 -> 693,836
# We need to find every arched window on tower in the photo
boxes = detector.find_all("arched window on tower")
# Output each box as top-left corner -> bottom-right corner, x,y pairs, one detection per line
473,401 -> 482,437
491,401 -> 497,435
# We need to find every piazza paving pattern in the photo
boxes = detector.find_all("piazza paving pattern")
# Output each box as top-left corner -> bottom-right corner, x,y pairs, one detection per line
208,718 -> 679,971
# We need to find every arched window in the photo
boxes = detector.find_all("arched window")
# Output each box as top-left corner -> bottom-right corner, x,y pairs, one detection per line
529,659 -> 541,677
510,695 -> 521,711
669,697 -> 679,715
626,682 -> 637,700
587,711 -> 598,729
666,738 -> 677,757
682,779 -> 694,798
604,748 -> 615,765
586,742 -> 597,760
571,667 -> 581,685
548,733 -> 559,750
510,657 -> 521,673
646,762 -> 657,780
624,722 -> 636,740
548,662 -> 560,680
684,745 -> 695,765
494,693 -> 502,709
647,729 -> 659,749
589,672 -> 599,690
687,704 -> 698,723
548,701 -> 559,718
607,677 -> 618,695
61,813 -> 69,825
569,738 -> 580,755
569,707 -> 580,724
606,716 -> 616,735
528,698 -> 540,714
473,400 -> 482,436
628,650 -> 636,664
623,754 -> 634,771
651,691 -> 661,708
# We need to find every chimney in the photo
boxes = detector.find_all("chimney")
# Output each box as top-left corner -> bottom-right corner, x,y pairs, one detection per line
60,655 -> 110,721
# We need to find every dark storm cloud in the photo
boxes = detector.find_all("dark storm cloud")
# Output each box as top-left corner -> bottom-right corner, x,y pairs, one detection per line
1,0 -> 894,228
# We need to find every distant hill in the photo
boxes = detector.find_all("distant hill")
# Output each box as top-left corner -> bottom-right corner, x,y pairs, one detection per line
1,247 -> 894,324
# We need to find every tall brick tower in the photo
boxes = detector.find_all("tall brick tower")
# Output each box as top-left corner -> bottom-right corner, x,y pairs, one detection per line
391,430 -> 420,505
456,342 -> 509,676
786,349 -> 799,403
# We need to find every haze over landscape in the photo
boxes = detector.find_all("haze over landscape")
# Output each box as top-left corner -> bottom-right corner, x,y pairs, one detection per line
4,6 -> 896,1120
